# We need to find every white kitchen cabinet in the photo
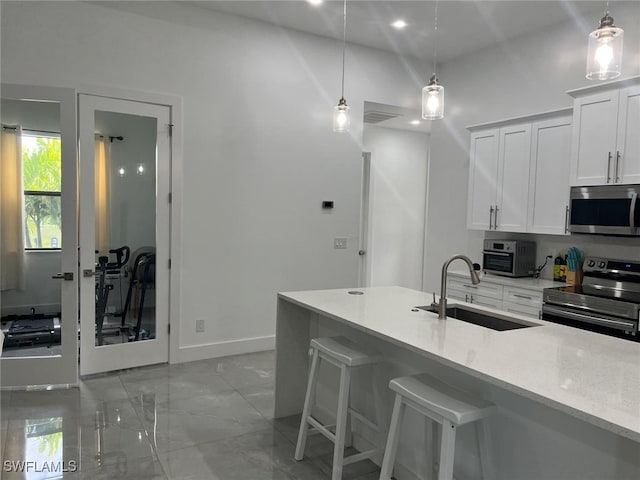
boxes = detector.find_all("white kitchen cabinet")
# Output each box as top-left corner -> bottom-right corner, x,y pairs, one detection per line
467,129 -> 499,230
467,124 -> 530,232
527,115 -> 573,235
615,86 -> 640,183
496,124 -> 531,232
467,109 -> 571,234
447,273 -> 558,319
568,78 -> 640,186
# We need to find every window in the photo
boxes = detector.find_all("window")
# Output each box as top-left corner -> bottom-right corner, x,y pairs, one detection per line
22,133 -> 62,249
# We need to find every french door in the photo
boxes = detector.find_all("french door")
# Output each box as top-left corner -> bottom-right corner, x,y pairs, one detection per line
78,95 -> 170,376
0,84 -> 78,387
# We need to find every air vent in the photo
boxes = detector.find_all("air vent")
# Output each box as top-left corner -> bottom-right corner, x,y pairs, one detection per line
363,111 -> 400,124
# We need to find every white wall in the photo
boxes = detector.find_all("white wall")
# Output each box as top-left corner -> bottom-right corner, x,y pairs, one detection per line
0,1 -> 426,360
363,125 -> 429,290
423,1 -> 640,292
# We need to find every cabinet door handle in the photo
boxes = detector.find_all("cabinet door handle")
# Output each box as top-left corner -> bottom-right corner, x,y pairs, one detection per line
489,206 -> 494,230
494,205 -> 499,229
615,151 -> 621,183
607,152 -> 612,183
513,293 -> 533,300
465,294 -> 469,302
463,284 -> 478,289
564,205 -> 570,234
469,294 -> 474,304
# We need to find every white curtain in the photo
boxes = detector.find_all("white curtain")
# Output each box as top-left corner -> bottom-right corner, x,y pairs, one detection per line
95,135 -> 109,253
0,126 -> 26,291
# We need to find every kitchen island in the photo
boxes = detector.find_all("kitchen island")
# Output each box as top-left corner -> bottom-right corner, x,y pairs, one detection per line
275,286 -> 640,480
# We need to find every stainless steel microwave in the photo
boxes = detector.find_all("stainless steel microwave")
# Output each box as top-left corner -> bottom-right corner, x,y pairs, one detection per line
482,240 -> 536,277
569,184 -> 640,236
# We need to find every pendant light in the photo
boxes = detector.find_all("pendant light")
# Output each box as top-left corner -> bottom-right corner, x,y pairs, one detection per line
333,0 -> 350,133
422,1 -> 444,120
586,2 -> 623,81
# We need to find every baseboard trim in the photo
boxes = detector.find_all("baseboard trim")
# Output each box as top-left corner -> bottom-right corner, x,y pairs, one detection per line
173,335 -> 275,364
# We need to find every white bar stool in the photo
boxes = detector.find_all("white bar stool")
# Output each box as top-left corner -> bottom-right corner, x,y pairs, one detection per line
295,336 -> 383,480
379,374 -> 494,480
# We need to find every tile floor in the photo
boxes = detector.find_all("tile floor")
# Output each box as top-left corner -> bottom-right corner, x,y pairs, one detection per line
0,350 -> 380,479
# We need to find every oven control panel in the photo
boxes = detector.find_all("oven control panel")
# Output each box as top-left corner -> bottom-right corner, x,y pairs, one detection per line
583,257 -> 640,275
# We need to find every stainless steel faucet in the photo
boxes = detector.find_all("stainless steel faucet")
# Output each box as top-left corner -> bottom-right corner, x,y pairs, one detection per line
439,254 -> 480,319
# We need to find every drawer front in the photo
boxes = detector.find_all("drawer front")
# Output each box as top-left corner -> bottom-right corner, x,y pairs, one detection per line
448,288 -> 470,302
468,294 -> 503,310
448,277 -> 503,299
503,301 -> 541,319
504,285 -> 543,307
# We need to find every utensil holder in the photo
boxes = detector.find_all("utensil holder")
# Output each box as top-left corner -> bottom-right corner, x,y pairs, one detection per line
566,264 -> 583,286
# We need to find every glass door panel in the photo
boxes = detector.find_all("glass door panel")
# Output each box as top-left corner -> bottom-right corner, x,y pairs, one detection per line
1,84 -> 78,387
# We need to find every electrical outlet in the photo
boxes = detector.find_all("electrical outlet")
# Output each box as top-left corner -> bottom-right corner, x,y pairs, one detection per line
334,237 -> 348,249
196,319 -> 205,333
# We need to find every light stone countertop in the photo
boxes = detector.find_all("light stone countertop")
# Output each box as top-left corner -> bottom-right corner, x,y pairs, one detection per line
279,286 -> 640,442
448,270 -> 565,290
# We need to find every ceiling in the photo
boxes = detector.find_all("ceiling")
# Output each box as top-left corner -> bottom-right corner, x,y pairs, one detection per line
187,1 -> 613,63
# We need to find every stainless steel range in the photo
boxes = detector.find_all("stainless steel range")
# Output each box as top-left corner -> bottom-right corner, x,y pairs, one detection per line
542,257 -> 640,341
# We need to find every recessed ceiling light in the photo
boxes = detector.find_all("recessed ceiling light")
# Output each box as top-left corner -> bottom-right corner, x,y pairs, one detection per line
307,0 -> 323,6
410,120 -> 421,125
391,19 -> 408,30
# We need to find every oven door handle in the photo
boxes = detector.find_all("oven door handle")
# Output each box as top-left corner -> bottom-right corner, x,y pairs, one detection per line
542,304 -> 637,332
630,192 -> 637,232
484,251 -> 511,256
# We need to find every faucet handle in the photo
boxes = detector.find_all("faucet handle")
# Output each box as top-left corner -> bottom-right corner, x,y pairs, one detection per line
432,292 -> 436,304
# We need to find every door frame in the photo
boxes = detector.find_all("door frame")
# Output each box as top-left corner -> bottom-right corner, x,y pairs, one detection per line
77,85 -> 183,371
0,84 -> 78,388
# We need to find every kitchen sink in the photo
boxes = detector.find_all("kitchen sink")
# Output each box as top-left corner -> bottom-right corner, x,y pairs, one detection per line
416,304 -> 538,331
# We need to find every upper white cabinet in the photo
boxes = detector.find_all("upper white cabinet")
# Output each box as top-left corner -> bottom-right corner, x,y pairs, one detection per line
616,86 -> 640,183
467,109 -> 571,234
467,124 -> 530,232
527,115 -> 573,235
496,124 -> 531,232
568,78 -> 640,186
468,129 -> 499,230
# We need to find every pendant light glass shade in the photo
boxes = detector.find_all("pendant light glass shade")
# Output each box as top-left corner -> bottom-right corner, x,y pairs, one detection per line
586,13 -> 623,80
333,97 -> 350,133
422,75 -> 444,120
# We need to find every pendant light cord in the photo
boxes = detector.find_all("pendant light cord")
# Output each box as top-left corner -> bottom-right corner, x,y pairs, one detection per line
432,0 -> 439,77
341,0 -> 347,99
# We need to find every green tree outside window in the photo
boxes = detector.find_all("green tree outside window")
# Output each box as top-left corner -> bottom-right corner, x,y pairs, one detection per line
22,135 -> 62,249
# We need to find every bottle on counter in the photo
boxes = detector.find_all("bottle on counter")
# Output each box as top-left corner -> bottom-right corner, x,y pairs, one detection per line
554,253 -> 563,281
560,255 -> 567,282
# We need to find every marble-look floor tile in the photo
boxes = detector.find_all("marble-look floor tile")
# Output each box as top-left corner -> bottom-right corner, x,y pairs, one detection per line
4,388 -> 82,420
79,375 -> 129,403
159,428 -> 328,480
136,391 -> 273,453
122,370 -> 233,404
210,351 -> 275,390
237,383 -> 275,419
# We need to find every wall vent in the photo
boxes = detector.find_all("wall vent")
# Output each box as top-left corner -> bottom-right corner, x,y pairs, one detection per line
363,111 -> 400,124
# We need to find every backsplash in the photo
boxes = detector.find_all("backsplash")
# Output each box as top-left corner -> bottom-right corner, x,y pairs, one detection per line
477,231 -> 640,281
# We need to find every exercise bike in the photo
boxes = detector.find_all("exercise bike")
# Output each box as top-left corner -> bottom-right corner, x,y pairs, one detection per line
95,246 -> 130,346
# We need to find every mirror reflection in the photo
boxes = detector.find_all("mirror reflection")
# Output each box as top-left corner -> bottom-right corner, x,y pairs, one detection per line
1,98 -> 63,358
93,111 -> 157,346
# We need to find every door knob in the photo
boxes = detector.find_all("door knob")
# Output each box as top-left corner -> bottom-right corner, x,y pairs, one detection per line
358,250 -> 366,256
52,272 -> 74,281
